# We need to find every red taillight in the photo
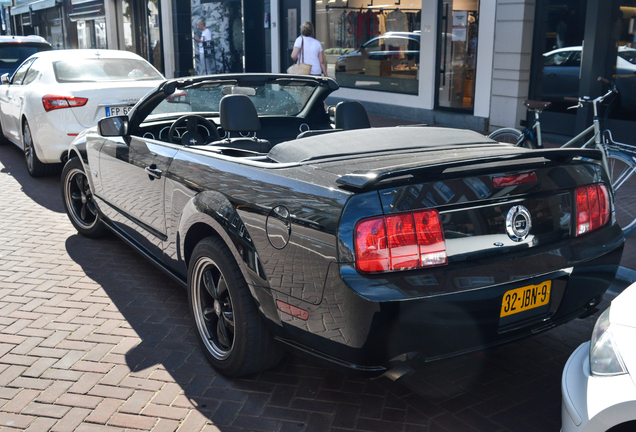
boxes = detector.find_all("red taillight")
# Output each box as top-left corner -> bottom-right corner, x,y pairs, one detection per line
493,172 -> 537,188
42,95 -> 88,112
355,217 -> 389,272
575,184 -> 610,236
355,209 -> 447,273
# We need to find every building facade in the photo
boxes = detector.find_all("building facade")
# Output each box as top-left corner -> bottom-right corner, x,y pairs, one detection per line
4,0 -> 635,143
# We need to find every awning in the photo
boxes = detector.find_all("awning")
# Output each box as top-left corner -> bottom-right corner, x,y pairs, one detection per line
10,0 -> 59,16
68,4 -> 104,22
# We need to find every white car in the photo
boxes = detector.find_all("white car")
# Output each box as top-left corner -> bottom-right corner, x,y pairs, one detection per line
561,283 -> 636,432
0,49 -> 164,176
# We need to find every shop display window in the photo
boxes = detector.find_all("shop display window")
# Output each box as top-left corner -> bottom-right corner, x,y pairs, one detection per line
315,0 -> 422,95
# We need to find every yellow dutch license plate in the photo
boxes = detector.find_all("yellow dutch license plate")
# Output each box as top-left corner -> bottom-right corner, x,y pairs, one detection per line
500,281 -> 551,318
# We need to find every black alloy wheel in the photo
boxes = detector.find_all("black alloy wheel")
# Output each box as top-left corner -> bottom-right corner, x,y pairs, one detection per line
188,237 -> 283,376
61,158 -> 108,238
192,255 -> 236,359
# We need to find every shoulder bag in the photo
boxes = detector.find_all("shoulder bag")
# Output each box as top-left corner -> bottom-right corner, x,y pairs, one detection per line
287,37 -> 312,75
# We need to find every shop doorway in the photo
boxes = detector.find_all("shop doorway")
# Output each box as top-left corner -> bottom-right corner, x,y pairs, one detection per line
244,0 -> 266,72
118,0 -> 163,73
279,0 -> 300,73
436,0 -> 480,112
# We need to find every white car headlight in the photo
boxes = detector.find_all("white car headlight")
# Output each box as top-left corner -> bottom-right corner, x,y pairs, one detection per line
589,307 -> 627,376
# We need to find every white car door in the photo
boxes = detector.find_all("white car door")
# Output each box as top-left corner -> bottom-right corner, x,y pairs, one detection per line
0,58 -> 35,144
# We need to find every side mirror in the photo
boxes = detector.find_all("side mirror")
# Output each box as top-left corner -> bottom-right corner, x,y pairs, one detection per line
1,73 -> 10,85
98,116 -> 128,137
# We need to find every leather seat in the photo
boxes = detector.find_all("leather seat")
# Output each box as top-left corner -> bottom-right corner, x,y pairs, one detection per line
209,94 -> 272,153
334,101 -> 371,130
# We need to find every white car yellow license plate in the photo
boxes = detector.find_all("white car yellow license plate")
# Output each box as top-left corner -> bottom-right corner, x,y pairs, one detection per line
500,281 -> 551,318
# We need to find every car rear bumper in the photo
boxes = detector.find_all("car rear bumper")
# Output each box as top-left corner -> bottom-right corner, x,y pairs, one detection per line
32,111 -> 83,163
561,342 -> 636,432
269,242 -> 623,376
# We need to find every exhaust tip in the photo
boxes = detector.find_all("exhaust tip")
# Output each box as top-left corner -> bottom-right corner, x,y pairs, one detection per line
382,364 -> 415,382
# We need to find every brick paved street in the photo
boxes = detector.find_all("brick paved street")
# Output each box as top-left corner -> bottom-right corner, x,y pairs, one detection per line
0,136 -> 634,432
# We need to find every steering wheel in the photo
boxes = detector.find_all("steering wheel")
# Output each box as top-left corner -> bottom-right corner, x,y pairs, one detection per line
167,115 -> 220,145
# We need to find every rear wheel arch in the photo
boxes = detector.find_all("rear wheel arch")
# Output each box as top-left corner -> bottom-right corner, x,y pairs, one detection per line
179,207 -> 281,326
178,193 -> 262,283
183,222 -> 220,268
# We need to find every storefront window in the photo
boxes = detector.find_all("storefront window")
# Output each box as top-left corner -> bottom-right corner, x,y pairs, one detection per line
612,2 -> 636,121
191,0 -> 244,76
437,0 -> 479,111
42,9 -> 63,49
315,0 -> 422,95
532,0 -> 586,113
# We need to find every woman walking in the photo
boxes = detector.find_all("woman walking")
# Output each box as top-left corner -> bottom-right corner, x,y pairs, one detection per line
291,22 -> 328,77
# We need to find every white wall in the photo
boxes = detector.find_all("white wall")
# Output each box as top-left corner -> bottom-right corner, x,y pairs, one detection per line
271,0 -> 280,72
489,0 -> 535,130
105,0 -> 118,50
161,0 -> 174,78
473,0 -> 495,119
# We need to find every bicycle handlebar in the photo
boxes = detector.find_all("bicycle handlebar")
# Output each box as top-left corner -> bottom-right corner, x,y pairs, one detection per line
565,79 -> 617,107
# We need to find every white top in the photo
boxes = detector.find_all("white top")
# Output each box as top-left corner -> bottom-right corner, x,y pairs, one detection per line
294,36 -> 323,75
199,28 -> 212,54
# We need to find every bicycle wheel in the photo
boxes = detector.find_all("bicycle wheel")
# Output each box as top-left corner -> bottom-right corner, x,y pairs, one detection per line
607,150 -> 636,235
488,129 -> 533,148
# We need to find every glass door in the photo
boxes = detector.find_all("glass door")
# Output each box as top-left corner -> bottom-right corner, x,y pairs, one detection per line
119,0 -> 163,73
437,0 -> 479,111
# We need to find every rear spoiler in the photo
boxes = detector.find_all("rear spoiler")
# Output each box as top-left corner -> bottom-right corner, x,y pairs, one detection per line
335,148 -> 603,190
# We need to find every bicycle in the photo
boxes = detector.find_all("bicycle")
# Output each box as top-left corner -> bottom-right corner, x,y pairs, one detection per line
488,99 -> 552,149
488,77 -> 636,235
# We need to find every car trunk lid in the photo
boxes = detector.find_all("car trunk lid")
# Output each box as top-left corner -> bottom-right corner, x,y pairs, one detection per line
60,81 -> 161,128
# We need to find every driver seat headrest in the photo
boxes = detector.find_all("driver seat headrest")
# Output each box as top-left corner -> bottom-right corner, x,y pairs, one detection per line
220,94 -> 261,133
334,101 -> 371,131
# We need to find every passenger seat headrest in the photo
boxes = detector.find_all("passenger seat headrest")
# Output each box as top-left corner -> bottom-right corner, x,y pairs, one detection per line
220,94 -> 261,133
334,101 -> 371,131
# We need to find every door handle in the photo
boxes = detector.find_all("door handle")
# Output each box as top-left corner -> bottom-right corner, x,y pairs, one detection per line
145,166 -> 162,179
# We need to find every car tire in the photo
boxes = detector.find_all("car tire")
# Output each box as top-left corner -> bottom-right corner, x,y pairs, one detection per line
61,157 -> 109,238
488,128 -> 534,148
23,120 -> 58,177
188,237 -> 284,377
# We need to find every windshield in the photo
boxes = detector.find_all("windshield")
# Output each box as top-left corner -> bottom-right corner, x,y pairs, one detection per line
53,58 -> 163,83
151,80 -> 321,117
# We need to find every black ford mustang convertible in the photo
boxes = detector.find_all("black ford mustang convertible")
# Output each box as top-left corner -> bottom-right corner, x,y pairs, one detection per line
62,74 -> 624,378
